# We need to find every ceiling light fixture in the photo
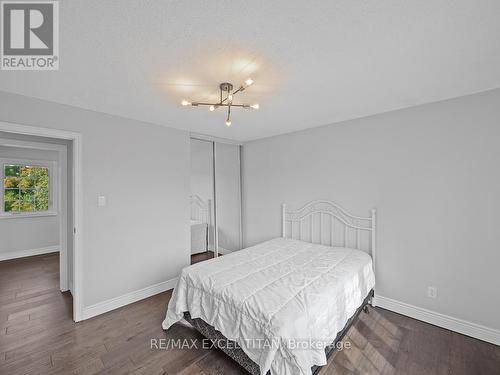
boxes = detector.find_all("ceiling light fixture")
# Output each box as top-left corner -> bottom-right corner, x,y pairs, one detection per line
181,79 -> 259,126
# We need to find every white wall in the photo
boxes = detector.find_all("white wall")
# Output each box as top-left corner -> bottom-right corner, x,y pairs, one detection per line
0,91 -> 190,309
0,145 -> 60,257
242,88 -> 500,332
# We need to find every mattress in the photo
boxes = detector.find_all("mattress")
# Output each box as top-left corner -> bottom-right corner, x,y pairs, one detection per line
163,237 -> 375,375
190,220 -> 207,254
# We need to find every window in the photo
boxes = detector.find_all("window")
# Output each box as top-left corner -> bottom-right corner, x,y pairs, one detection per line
1,160 -> 56,217
3,164 -> 50,212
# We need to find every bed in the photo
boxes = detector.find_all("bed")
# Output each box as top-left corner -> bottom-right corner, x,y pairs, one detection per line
164,200 -> 376,375
190,195 -> 211,254
190,219 -> 207,254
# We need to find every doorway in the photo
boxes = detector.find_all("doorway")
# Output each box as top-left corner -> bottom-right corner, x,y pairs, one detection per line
0,135 -> 70,290
0,121 -> 82,322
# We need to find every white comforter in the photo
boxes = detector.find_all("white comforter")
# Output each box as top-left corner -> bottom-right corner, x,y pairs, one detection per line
163,238 -> 375,375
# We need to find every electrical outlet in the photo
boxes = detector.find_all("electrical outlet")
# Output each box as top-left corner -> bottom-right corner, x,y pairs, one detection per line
427,286 -> 438,299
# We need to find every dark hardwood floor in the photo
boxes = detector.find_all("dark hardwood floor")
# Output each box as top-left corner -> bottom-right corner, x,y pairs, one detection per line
1,253 -> 499,374
191,251 -> 216,265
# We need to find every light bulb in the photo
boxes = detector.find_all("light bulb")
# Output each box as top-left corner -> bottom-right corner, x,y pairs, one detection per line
181,100 -> 191,106
250,103 -> 260,109
209,105 -> 215,111
225,119 -> 232,126
245,78 -> 254,87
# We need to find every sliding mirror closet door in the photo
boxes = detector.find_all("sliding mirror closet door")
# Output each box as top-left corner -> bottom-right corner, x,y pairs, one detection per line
214,143 -> 242,255
190,139 -> 215,258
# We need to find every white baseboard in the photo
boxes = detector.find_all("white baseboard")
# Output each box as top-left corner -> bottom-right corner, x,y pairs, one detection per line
82,277 -> 178,320
0,245 -> 60,261
218,246 -> 233,254
376,295 -> 500,346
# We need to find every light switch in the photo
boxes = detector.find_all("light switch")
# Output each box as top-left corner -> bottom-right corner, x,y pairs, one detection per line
98,196 -> 106,207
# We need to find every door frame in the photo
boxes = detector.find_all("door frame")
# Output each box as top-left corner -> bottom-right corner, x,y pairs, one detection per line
0,121 -> 83,322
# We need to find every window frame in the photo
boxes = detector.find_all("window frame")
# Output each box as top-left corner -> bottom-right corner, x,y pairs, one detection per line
0,158 -> 58,219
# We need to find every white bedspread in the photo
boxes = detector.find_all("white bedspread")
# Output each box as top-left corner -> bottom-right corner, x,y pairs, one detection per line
163,238 -> 375,375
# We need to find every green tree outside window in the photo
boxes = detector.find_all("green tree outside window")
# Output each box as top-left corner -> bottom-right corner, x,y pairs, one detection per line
3,165 -> 49,212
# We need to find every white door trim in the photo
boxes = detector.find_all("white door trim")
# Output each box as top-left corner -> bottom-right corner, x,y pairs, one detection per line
0,121 -> 84,322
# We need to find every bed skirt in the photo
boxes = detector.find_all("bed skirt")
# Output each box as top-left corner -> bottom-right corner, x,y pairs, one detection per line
183,289 -> 374,375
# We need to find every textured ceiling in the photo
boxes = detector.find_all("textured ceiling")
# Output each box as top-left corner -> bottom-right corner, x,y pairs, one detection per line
1,0 -> 499,141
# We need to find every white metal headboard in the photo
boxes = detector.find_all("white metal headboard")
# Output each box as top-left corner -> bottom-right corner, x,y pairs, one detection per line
282,200 -> 376,276
190,195 -> 211,223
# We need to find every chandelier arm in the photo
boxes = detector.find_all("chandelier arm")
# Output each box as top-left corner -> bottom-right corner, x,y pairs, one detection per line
228,104 -> 251,108
232,86 -> 245,96
192,102 -> 251,108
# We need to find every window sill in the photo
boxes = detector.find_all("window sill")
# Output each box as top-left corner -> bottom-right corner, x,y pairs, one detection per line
0,211 -> 58,220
